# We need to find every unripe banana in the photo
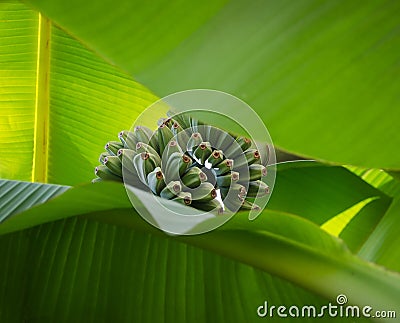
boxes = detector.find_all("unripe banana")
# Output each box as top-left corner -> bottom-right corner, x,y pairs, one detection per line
236,136 -> 252,152
95,165 -> 122,182
158,117 -> 174,128
223,195 -> 245,212
133,125 -> 154,144
186,132 -> 203,153
235,149 -> 261,168
117,148 -> 136,161
238,164 -> 267,182
117,149 -> 137,174
216,171 -> 239,187
171,120 -> 184,135
163,152 -> 193,181
179,154 -> 193,176
214,159 -> 233,176
213,129 -> 235,153
99,152 -> 110,164
246,180 -> 270,197
224,136 -> 252,158
118,130 -> 135,148
171,121 -> 190,149
103,156 -> 122,176
163,140 -> 183,159
105,141 -> 124,155
240,199 -> 261,211
193,141 -> 212,164
173,192 -> 192,206
160,181 -> 182,199
181,167 -> 207,188
244,149 -> 261,165
219,183 -> 246,200
191,182 -> 217,202
249,164 -> 267,180
157,123 -> 174,155
191,199 -> 223,214
135,142 -> 161,165
168,112 -> 191,129
147,167 -> 166,195
207,150 -> 224,167
133,152 -> 158,184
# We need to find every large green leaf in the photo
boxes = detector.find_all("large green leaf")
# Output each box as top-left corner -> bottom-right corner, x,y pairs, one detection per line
24,0 -> 400,169
0,179 -> 399,323
2,217 -> 367,323
0,2 -> 157,184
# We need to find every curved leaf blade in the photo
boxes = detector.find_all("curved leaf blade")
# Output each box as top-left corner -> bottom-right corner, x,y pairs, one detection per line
24,0 -> 400,169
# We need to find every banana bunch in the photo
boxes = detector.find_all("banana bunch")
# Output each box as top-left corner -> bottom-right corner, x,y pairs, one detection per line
93,113 -> 270,213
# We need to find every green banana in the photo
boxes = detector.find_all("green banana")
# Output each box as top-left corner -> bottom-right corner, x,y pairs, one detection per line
160,180 -> 182,199
244,149 -> 261,165
191,199 -> 223,214
173,192 -> 192,206
133,152 -> 158,184
105,141 -> 124,155
213,129 -> 235,153
163,140 -> 183,159
163,152 -> 193,181
246,180 -> 270,197
193,142 -> 212,164
99,152 -> 110,164
95,165 -> 122,182
216,171 -> 239,187
119,126 -> 151,150
223,195 -> 245,212
117,149 -> 137,174
214,159 -> 233,176
167,112 -> 191,129
158,117 -> 174,128
103,156 -> 122,176
147,167 -> 166,195
236,136 -> 252,151
171,121 -> 190,149
133,125 -> 153,143
118,130 -> 135,148
181,167 -> 207,188
234,149 -> 261,169
179,154 -> 193,176
157,123 -> 174,155
237,164 -> 267,182
186,132 -> 203,153
171,120 -> 184,134
135,142 -> 161,165
219,183 -> 246,200
191,182 -> 217,202
249,164 -> 267,180
207,150 -> 224,167
117,148 -> 136,161
240,199 -> 261,211
224,136 -> 251,158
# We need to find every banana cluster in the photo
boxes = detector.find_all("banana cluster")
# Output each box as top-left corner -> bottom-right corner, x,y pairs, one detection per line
93,113 -> 270,213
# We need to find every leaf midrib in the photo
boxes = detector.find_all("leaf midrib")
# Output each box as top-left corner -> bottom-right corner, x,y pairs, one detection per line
32,14 -> 51,183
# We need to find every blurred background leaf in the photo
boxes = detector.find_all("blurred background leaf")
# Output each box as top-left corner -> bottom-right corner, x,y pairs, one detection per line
24,0 -> 400,170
